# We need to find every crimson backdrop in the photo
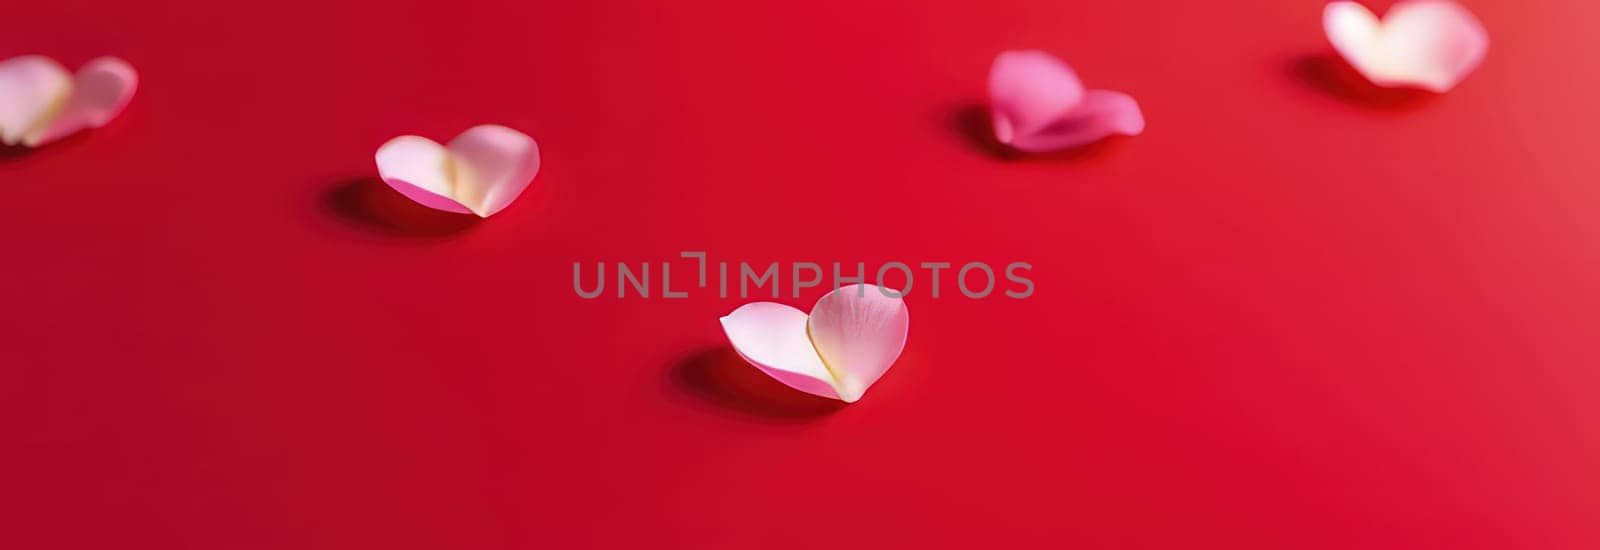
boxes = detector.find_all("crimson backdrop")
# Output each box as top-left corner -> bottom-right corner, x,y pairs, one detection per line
4,0 -> 1599,548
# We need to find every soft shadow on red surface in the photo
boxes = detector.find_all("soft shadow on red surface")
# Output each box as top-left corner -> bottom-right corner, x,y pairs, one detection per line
0,144 -> 32,161
668,347 -> 846,421
948,104 -> 1129,163
1288,53 -> 1438,110
0,131 -> 99,164
321,177 -> 480,238
949,104 -> 1015,159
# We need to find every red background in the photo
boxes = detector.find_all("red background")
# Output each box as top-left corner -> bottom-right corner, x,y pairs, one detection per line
5,0 -> 1599,548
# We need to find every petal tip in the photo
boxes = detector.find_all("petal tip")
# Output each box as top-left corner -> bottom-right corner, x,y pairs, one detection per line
991,110 -> 1015,144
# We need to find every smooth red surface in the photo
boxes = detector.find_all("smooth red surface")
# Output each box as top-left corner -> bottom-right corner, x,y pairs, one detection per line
5,1 -> 1599,548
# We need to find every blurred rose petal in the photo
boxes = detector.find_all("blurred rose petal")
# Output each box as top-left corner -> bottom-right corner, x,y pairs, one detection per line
374,124 -> 540,217
0,56 -> 73,146
1324,0 -> 1488,92
28,57 -> 139,147
988,50 -> 1144,153
0,55 -> 136,147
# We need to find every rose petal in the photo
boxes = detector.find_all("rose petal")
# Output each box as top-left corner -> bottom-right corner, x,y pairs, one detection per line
374,135 -> 475,214
0,55 -> 72,147
445,124 -> 540,217
806,284 -> 909,403
720,302 -> 843,401
1005,90 -> 1145,153
987,50 -> 1143,153
26,57 -> 138,147
1324,0 -> 1488,93
989,50 -> 1085,143
374,125 -> 540,217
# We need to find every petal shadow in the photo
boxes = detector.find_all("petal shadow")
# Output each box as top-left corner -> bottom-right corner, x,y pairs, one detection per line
667,347 -> 845,422
0,144 -> 32,161
949,104 -> 1015,159
0,132 -> 91,163
1288,53 -> 1437,110
320,177 -> 480,238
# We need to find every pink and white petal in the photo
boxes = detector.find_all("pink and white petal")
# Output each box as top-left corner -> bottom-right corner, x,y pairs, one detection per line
806,284 -> 909,403
1324,1 -> 1488,92
445,124 -> 540,217
989,50 -> 1085,144
26,57 -> 139,147
1325,2 -> 1386,84
1006,89 -> 1144,153
1377,0 -> 1487,92
0,55 -> 72,146
720,302 -> 842,401
374,135 -> 474,214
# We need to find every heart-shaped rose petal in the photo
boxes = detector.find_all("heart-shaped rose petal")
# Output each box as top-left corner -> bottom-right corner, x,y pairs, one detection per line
1324,1 -> 1488,93
988,50 -> 1145,153
720,284 -> 909,403
375,125 -> 541,217
0,55 -> 137,147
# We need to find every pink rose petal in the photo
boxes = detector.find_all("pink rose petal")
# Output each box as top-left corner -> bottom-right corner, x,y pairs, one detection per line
720,284 -> 910,403
1324,1 -> 1488,93
1007,90 -> 1146,153
719,302 -> 843,401
374,125 -> 540,217
27,57 -> 139,147
374,136 -> 475,214
988,50 -> 1144,153
446,125 -> 541,218
806,284 -> 910,403
0,55 -> 136,147
989,50 -> 1084,143
0,55 -> 72,146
